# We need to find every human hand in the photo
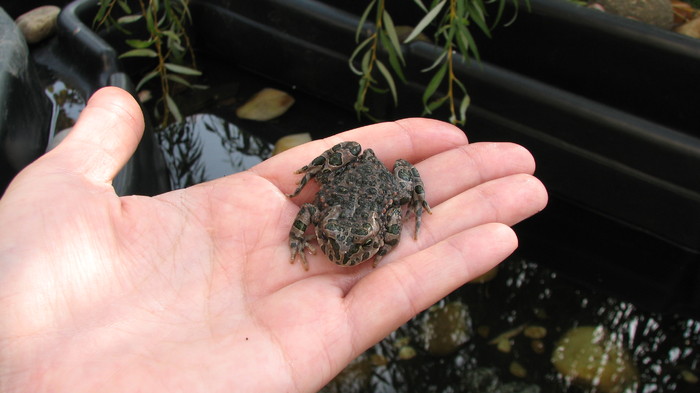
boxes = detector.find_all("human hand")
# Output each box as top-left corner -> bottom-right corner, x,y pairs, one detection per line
0,87 -> 547,392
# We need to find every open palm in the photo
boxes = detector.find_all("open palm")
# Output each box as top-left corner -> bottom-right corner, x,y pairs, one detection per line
0,87 -> 547,393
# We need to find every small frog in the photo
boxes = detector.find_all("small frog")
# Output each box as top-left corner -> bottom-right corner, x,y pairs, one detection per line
287,141 -> 431,270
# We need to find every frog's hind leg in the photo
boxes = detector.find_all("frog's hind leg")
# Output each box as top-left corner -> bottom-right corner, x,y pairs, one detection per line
393,159 -> 432,239
289,203 -> 319,270
287,141 -> 362,198
373,207 -> 402,267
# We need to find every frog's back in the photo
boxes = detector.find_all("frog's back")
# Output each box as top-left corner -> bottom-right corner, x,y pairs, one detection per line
316,149 -> 399,218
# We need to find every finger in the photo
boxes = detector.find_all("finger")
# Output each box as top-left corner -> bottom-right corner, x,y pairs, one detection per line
252,118 -> 468,195
45,86 -> 145,185
346,223 -> 517,347
414,173 -> 547,253
417,142 -> 537,206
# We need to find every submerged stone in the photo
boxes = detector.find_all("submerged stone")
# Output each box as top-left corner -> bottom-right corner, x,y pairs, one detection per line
551,325 -> 638,393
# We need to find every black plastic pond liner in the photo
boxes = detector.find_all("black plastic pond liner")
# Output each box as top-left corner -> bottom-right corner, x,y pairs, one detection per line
189,0 -> 700,317
473,0 -> 700,136
0,0 -> 169,196
0,7 -> 52,191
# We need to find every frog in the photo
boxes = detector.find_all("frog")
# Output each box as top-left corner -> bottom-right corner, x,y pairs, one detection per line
287,141 -> 431,270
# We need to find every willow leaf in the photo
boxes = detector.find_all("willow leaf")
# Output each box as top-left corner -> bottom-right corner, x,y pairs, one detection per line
165,93 -> 183,123
166,73 -> 192,87
379,31 -> 406,82
117,14 -> 142,24
356,0 -> 377,42
412,0 -> 428,13
135,70 -> 159,91
125,38 -> 153,49
458,93 -> 470,123
119,48 -> 158,58
349,36 -> 374,75
382,11 -> 404,65
375,60 -> 398,105
421,50 -> 447,72
424,95 -> 448,114
164,63 -> 202,76
117,0 -> 131,12
404,0 -> 446,43
423,61 -> 447,105
464,0 -> 491,37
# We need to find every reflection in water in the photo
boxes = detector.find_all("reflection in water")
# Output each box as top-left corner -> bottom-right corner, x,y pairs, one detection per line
322,258 -> 700,393
43,79 -> 85,145
157,114 -> 273,189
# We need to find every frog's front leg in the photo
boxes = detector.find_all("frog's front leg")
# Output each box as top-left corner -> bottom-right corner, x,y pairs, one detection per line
373,207 -> 402,267
287,141 -> 362,197
394,159 -> 432,239
289,203 -> 319,271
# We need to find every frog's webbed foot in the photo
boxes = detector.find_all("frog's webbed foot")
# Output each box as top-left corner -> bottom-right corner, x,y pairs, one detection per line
374,207 -> 402,267
287,141 -> 362,198
289,204 -> 318,270
393,159 -> 432,239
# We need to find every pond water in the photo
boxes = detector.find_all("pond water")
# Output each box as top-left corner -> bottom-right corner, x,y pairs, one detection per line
38,55 -> 699,393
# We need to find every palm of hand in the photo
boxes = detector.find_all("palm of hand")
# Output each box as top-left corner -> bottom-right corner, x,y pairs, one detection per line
0,87 -> 546,393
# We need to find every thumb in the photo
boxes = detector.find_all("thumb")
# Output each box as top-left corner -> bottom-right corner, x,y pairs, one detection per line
43,86 -> 145,185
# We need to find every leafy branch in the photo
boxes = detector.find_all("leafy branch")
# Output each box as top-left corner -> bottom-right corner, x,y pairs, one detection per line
351,0 -> 524,125
350,0 -> 406,121
94,0 -> 204,126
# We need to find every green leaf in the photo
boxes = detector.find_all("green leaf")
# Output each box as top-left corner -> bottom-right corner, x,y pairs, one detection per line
125,39 -> 154,49
424,95 -> 448,114
135,70 -> 159,91
166,73 -> 193,88
452,75 -> 467,94
404,0 -> 446,43
165,93 -> 183,123
161,30 -> 182,44
164,63 -> 202,76
356,0 -> 377,42
421,50 -> 447,72
411,0 -> 429,13
349,36 -> 374,75
458,93 -> 470,123
464,0 -> 492,37
119,48 -> 158,59
361,50 -> 373,76
117,0 -> 132,14
379,31 -> 406,82
93,2 -> 110,25
375,60 -> 398,105
145,6 -> 155,32
423,61 -> 447,105
117,14 -> 142,24
382,11 -> 405,65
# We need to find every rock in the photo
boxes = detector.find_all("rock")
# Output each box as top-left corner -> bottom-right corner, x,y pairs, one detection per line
236,88 -> 295,121
15,6 -> 61,44
594,0 -> 674,29
676,17 -> 700,39
421,301 -> 471,356
523,325 -> 547,339
397,345 -> 417,360
272,132 -> 311,155
509,361 -> 527,378
551,325 -> 638,393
